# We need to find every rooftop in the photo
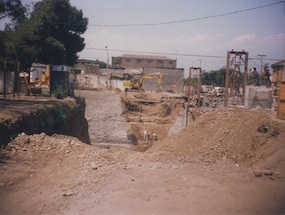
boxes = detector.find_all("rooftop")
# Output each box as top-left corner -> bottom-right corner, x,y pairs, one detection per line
115,54 -> 175,61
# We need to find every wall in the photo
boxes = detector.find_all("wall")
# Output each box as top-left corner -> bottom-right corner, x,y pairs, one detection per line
0,71 -> 14,94
244,86 -> 272,109
75,68 -> 184,93
143,68 -> 184,93
112,56 -> 177,69
76,73 -> 125,91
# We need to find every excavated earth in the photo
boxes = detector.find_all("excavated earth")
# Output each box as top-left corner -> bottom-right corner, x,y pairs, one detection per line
0,89 -> 285,215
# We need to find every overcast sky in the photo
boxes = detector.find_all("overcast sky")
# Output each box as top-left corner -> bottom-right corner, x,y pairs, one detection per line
5,0 -> 285,73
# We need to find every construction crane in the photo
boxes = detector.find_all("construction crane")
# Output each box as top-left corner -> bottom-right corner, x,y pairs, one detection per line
123,72 -> 162,91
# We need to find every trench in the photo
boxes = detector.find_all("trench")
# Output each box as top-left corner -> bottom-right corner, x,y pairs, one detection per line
0,90 -> 186,149
0,97 -> 90,147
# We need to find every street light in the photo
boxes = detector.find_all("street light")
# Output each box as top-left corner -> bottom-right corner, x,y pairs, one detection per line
105,46 -> 109,69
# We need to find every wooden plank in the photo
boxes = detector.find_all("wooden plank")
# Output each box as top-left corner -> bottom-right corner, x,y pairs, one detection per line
277,82 -> 285,120
277,102 -> 285,120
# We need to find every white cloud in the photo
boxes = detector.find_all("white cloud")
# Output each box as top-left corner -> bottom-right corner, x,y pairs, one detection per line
232,33 -> 256,43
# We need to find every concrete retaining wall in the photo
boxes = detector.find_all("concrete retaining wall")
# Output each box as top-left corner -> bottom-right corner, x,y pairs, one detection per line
244,86 -> 272,109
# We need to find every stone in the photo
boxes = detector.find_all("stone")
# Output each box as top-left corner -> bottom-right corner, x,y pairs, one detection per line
90,162 -> 98,170
63,192 -> 74,196
254,171 -> 263,177
263,170 -> 273,176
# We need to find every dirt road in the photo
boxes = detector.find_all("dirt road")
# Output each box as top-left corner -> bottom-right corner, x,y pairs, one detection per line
0,90 -> 285,215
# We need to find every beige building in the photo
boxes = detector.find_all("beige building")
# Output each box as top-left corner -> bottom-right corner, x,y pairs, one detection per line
112,54 -> 177,69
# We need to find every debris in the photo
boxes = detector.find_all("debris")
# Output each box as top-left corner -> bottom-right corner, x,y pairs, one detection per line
90,162 -> 98,170
254,171 -> 263,177
63,192 -> 75,196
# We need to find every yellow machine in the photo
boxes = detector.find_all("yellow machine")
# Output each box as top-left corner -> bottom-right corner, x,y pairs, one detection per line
29,64 -> 50,95
37,64 -> 50,86
123,72 -> 162,91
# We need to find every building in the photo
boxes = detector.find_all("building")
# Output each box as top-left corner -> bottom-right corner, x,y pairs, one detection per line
74,59 -> 100,75
112,54 -> 177,69
271,60 -> 284,82
271,60 -> 285,120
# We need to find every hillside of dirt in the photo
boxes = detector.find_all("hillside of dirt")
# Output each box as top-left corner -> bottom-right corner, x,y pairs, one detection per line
0,90 -> 285,214
147,107 -> 285,167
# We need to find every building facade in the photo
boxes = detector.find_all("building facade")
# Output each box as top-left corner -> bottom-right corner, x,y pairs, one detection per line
112,54 -> 177,69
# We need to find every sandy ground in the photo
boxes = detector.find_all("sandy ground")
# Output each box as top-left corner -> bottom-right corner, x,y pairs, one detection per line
0,89 -> 285,215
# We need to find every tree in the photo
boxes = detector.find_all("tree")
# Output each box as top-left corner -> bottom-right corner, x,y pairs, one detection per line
29,0 -> 88,65
0,0 -> 88,70
94,59 -> 107,68
0,0 -> 28,67
0,0 -> 27,24
202,67 -> 226,87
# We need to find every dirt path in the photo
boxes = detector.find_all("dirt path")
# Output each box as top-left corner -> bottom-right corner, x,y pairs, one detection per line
0,90 -> 285,215
81,90 -> 131,144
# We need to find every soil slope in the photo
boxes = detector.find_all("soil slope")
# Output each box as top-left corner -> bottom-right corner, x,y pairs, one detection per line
0,91 -> 285,215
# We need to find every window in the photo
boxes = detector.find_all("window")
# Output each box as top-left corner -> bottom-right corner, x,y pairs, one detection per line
137,60 -> 142,63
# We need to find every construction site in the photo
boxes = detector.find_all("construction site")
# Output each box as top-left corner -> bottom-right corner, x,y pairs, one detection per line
0,51 -> 285,214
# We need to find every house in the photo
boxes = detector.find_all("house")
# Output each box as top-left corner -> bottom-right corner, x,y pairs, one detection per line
112,54 -> 177,69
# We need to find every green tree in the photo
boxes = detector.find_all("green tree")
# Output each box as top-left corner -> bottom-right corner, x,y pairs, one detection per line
30,0 -> 88,65
0,0 -> 28,68
0,0 -> 88,70
0,0 -> 27,24
94,59 -> 107,68
202,67 -> 226,87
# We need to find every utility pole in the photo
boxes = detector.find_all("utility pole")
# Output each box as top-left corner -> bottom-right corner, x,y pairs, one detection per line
257,54 -> 266,85
3,58 -> 6,98
105,46 -> 109,69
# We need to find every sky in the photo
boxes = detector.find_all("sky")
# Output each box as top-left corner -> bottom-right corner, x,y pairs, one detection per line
3,0 -> 285,74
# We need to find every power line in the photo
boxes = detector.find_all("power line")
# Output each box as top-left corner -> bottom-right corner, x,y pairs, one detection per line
86,1 -> 282,27
84,47 -> 283,61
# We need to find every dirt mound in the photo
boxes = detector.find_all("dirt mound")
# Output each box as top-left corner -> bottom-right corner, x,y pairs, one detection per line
147,107 -> 285,166
0,133 -> 122,168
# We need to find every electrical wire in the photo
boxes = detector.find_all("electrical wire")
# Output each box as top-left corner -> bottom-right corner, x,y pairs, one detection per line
86,1 -> 283,27
84,47 -> 283,61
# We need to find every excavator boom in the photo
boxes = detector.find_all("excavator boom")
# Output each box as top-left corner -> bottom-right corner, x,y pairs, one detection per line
123,72 -> 162,91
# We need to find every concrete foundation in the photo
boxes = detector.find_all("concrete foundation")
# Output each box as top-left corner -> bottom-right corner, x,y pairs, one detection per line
244,86 -> 272,109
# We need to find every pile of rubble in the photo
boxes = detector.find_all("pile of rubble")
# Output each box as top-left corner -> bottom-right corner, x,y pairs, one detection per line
147,107 -> 285,166
0,133 -> 127,170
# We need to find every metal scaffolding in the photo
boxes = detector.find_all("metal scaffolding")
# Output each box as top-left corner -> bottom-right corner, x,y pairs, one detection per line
224,50 -> 249,107
187,67 -> 202,108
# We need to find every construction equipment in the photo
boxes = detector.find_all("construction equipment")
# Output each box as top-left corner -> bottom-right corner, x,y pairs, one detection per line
29,64 -> 50,95
123,72 -> 162,91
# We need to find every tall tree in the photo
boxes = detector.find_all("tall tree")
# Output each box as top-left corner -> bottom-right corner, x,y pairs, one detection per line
202,67 -> 226,87
29,0 -> 88,65
0,0 -> 27,66
0,0 -> 26,24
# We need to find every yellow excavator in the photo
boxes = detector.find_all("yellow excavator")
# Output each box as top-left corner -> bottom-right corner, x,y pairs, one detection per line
123,72 -> 162,91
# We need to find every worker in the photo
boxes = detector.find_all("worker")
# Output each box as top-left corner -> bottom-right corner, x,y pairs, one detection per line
250,67 -> 258,86
263,70 -> 271,86
70,79 -> 77,97
143,130 -> 150,141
